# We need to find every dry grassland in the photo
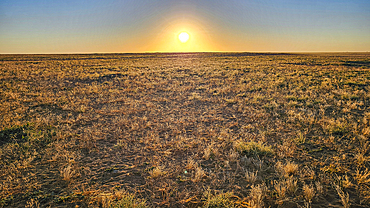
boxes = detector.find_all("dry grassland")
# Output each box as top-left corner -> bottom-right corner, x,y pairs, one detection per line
1,52 -> 370,207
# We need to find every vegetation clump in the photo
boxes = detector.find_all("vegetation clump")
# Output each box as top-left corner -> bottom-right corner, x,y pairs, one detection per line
110,192 -> 147,208
234,140 -> 273,157
202,191 -> 239,208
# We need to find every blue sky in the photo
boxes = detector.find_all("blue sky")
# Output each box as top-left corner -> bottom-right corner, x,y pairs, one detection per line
0,0 -> 369,53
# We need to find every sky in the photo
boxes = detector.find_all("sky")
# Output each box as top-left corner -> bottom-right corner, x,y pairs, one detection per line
0,0 -> 369,53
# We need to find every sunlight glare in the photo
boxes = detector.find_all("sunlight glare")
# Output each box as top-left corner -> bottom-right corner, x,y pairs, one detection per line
178,32 -> 190,43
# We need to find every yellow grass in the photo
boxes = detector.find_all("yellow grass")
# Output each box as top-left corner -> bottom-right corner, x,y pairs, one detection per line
0,52 -> 369,207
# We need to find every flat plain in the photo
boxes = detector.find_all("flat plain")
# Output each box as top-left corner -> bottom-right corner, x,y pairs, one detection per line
1,52 -> 370,207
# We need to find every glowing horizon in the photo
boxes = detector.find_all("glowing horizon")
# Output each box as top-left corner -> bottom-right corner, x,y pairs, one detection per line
0,0 -> 369,54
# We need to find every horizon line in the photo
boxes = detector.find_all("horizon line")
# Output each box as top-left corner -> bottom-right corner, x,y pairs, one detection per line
1,51 -> 369,55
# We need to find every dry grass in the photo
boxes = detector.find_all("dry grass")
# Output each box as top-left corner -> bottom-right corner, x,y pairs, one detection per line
355,168 -> 370,185
303,184 -> 315,204
276,161 -> 299,178
315,181 -> 323,195
355,153 -> 369,167
91,191 -> 147,208
25,199 -> 39,208
1,52 -> 369,207
110,192 -> 147,208
234,140 -> 273,157
192,166 -> 206,182
274,180 -> 287,200
245,170 -> 258,184
202,190 -> 238,208
334,183 -> 350,208
149,166 -> 167,178
186,158 -> 197,170
60,165 -> 75,181
248,184 -> 266,208
286,177 -> 298,196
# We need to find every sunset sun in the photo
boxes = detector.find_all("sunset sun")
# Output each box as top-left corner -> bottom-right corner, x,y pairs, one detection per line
178,32 -> 190,43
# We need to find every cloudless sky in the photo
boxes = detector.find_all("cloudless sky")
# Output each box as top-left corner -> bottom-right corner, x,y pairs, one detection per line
0,0 -> 369,53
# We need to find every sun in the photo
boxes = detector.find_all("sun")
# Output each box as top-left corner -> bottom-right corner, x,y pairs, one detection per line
178,32 -> 190,43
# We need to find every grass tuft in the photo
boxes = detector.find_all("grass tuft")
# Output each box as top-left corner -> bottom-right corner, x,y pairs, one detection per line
234,141 -> 273,157
149,166 -> 167,178
110,192 -> 147,208
203,190 -> 238,208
